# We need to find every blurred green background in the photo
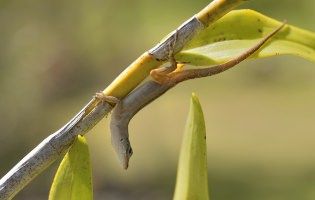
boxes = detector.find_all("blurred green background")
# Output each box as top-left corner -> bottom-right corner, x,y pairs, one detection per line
1,0 -> 315,199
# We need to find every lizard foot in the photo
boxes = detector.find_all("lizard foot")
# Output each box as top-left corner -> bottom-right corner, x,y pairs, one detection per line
94,92 -> 119,104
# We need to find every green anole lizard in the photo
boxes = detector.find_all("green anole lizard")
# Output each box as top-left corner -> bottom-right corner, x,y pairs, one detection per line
107,22 -> 286,169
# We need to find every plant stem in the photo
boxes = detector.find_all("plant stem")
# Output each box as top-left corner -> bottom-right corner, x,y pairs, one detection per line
0,0 -> 247,199
196,0 -> 248,26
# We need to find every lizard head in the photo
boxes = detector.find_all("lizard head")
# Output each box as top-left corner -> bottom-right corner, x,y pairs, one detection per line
112,137 -> 133,170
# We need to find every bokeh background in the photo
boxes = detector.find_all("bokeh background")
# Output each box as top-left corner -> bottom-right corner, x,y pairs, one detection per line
1,0 -> 315,199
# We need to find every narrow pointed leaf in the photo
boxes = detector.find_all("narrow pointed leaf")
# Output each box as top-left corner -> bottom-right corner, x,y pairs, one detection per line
176,9 -> 315,66
173,93 -> 209,200
49,136 -> 93,200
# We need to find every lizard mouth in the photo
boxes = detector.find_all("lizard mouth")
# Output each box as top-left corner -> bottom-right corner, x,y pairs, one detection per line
122,147 -> 133,170
122,156 -> 130,170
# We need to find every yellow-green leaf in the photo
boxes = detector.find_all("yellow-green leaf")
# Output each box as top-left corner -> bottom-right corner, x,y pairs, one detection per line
176,9 -> 315,66
49,136 -> 93,200
173,93 -> 209,200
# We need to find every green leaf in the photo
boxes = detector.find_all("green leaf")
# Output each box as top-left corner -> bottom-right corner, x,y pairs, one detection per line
176,9 -> 315,66
49,136 -> 93,200
173,93 -> 209,200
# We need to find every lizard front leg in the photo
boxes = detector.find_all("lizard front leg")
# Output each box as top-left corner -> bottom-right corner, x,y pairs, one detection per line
94,91 -> 119,105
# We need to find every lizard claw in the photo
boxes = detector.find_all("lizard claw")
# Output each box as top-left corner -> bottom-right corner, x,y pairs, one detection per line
94,91 -> 119,104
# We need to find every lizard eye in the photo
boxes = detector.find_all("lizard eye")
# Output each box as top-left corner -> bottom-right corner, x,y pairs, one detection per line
128,147 -> 133,156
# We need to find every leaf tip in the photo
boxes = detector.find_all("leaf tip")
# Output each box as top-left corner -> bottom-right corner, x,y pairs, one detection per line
191,92 -> 199,103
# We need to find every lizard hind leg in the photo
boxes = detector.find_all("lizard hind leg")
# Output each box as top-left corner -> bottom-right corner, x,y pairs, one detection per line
150,30 -> 180,84
150,63 -> 185,84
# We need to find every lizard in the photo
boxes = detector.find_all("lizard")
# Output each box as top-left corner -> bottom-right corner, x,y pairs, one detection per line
106,22 -> 286,169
